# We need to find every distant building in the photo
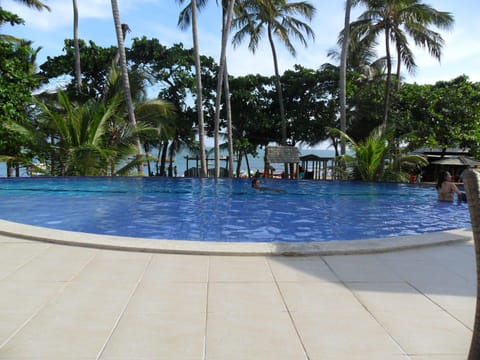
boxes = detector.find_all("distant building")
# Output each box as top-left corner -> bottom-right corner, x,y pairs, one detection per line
411,148 -> 480,182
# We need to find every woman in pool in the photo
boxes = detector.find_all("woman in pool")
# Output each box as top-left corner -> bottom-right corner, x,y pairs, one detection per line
436,171 -> 466,202
251,178 -> 285,193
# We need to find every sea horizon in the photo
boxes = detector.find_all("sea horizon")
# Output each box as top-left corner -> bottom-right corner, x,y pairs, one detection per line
0,147 -> 336,178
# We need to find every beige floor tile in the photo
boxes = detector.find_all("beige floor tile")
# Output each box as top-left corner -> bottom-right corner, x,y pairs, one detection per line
72,251 -> 151,284
268,256 -> 339,282
0,306 -> 119,359
126,281 -> 207,314
0,238 -> 476,359
371,309 -> 472,355
318,355 -> 409,360
142,253 -> 209,283
0,280 -> 63,315
347,281 -> 443,313
46,280 -> 136,315
278,281 -> 364,312
0,312 -> 37,349
0,242 -> 50,279
410,355 -> 468,360
291,309 -> 405,358
447,308 -> 475,330
209,256 -> 273,282
6,245 -> 95,282
100,312 -> 205,359
324,254 -> 402,282
206,311 -> 306,360
208,282 -> 286,314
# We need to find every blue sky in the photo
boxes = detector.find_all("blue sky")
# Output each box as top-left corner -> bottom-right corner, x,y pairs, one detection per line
3,0 -> 480,85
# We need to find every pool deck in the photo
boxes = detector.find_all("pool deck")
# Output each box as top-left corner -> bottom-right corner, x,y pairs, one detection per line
0,226 -> 476,359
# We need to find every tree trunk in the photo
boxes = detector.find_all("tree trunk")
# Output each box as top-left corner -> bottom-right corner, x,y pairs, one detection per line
382,26 -> 392,130
224,63 -> 234,178
213,0 -> 236,178
396,43 -> 402,91
110,1 -> 143,174
267,25 -> 289,177
463,169 -> 480,359
191,0 -> 207,177
72,0 -> 82,93
267,25 -> 287,146
339,0 -> 352,156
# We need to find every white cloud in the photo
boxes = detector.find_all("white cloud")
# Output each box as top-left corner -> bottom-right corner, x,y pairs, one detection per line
4,0 -> 480,85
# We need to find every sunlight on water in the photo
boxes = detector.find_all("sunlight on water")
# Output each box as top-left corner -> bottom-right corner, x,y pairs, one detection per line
0,177 -> 471,242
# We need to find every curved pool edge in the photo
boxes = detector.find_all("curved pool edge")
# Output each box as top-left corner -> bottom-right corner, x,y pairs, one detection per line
0,219 -> 472,256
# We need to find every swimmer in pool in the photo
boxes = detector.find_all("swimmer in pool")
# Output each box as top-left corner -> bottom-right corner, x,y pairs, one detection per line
251,178 -> 285,193
436,171 -> 466,202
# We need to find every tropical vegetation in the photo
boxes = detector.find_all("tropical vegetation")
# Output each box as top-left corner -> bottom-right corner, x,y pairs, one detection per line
2,0 -> 477,184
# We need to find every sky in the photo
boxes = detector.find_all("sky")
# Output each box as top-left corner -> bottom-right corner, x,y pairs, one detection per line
3,0 -> 480,85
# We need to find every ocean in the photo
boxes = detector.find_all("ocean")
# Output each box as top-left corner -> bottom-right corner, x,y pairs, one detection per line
0,147 -> 336,177
173,147 -> 335,177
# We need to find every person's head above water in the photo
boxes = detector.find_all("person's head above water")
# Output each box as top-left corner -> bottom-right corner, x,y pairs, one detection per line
436,171 -> 452,189
252,178 -> 261,189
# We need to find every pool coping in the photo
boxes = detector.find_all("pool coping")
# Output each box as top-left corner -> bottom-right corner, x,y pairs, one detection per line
0,219 -> 472,256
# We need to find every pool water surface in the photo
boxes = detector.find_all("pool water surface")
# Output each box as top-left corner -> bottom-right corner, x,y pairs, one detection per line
0,177 -> 471,243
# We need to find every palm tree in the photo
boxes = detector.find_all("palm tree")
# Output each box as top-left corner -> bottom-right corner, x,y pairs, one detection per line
178,0 -> 208,177
72,0 -> 82,93
0,0 -> 50,39
213,0 -> 236,177
35,91 -> 124,175
224,63 -> 235,177
330,126 -> 427,181
232,0 -> 315,146
351,0 -> 454,128
339,0 -> 358,156
110,0 -> 143,174
9,0 -> 50,11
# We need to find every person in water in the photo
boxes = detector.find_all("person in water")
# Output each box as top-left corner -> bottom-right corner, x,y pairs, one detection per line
251,178 -> 285,193
252,178 -> 262,189
436,171 -> 466,202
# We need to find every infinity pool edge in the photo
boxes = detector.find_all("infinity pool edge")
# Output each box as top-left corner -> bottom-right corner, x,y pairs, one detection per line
0,219 -> 472,256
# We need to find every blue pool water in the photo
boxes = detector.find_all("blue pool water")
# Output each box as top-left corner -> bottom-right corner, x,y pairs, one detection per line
0,177 -> 471,243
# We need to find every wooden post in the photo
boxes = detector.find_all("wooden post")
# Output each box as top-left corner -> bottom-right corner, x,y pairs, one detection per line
463,169 -> 480,359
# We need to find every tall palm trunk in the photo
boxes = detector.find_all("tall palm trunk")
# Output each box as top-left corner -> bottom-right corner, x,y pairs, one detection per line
190,0 -> 207,177
267,24 -> 287,146
213,0 -> 236,178
110,0 -> 143,174
395,42 -> 402,91
224,63 -> 234,177
339,0 -> 352,155
72,0 -> 81,93
463,169 -> 480,359
382,26 -> 393,130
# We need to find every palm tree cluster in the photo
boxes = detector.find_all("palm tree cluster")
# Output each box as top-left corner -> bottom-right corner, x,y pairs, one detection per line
2,0 -> 456,180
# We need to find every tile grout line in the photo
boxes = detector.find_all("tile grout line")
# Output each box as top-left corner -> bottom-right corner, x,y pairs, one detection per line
95,254 -> 154,360
266,256 -> 310,360
406,280 -> 475,332
0,247 -> 98,350
321,256 -> 412,359
203,256 -> 211,360
0,242 -> 53,281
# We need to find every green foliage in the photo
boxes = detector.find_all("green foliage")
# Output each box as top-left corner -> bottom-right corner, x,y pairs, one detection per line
39,39 -> 118,99
229,73 -> 278,147
395,76 -> 480,156
330,126 -> 427,182
0,39 -> 41,175
35,91 -> 121,175
282,64 -> 338,146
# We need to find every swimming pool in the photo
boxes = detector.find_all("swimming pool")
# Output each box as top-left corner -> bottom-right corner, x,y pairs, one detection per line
0,177 -> 471,243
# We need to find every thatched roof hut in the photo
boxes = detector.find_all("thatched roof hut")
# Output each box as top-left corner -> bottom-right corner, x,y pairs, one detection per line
264,146 -> 300,179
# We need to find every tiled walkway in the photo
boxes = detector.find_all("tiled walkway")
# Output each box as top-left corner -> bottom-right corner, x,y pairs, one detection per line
0,234 -> 475,359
